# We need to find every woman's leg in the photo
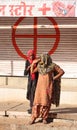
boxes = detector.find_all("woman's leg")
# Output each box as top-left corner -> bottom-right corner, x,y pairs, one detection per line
29,105 -> 40,124
41,106 -> 51,124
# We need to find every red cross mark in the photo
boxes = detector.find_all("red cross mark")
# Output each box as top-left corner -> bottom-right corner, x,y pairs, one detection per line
38,3 -> 51,15
12,17 -> 60,60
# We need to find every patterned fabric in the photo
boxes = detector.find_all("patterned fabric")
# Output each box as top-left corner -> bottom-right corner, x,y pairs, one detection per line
38,54 -> 55,75
32,105 -> 50,120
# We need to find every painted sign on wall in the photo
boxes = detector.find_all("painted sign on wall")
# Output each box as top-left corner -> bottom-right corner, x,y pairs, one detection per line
0,0 -> 76,17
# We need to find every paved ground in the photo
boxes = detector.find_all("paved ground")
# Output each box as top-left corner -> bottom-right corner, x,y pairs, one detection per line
0,78 -> 77,129
0,101 -> 77,130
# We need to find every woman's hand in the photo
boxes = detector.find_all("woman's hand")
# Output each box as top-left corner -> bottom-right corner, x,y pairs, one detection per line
27,65 -> 31,71
32,58 -> 40,64
30,58 -> 40,73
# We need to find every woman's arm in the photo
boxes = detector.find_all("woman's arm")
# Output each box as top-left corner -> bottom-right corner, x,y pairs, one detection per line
31,64 -> 38,73
30,58 -> 40,73
53,64 -> 65,80
32,58 -> 40,64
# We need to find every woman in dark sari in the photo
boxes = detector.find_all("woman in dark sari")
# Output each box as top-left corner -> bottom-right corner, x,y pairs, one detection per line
24,49 -> 38,113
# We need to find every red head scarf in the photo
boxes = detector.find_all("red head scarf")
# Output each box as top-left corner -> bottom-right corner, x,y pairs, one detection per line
27,49 -> 36,80
27,49 -> 35,63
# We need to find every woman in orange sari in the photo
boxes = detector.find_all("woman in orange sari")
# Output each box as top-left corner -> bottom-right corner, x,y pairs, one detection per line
29,53 -> 64,124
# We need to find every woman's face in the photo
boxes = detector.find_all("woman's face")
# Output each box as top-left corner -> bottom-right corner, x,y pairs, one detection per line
40,54 -> 52,66
27,50 -> 35,60
29,53 -> 35,60
40,54 -> 47,65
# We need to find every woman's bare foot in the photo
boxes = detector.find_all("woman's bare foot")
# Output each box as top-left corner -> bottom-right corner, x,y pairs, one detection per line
43,119 -> 47,124
28,119 -> 35,125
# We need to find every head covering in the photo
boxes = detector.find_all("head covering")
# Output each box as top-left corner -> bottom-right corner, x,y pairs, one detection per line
39,53 -> 52,66
27,49 -> 36,80
27,49 -> 35,63
38,53 -> 55,75
27,49 -> 34,57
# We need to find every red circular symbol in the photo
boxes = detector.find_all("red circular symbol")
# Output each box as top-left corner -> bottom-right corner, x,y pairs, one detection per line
12,17 -> 60,60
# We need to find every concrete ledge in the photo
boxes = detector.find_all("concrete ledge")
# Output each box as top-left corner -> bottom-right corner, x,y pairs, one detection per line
60,91 -> 77,105
7,77 -> 28,89
0,88 -> 27,102
0,76 -> 77,105
61,78 -> 77,91
0,88 -> 77,105
0,77 -> 77,91
7,111 -> 31,117
0,77 -> 6,86
54,118 -> 77,125
0,76 -> 28,89
8,77 -> 77,90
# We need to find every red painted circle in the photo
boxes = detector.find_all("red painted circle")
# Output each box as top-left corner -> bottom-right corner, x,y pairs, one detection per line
12,17 -> 60,60
48,17 -> 60,55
